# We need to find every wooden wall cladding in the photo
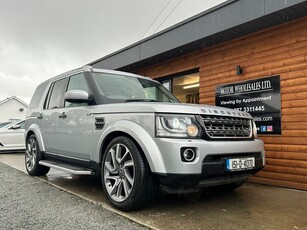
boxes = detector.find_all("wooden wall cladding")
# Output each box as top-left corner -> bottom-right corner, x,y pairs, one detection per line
136,17 -> 307,190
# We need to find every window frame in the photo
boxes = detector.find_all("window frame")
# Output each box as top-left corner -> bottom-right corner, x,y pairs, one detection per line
43,82 -> 54,110
43,78 -> 68,110
64,72 -> 90,108
157,68 -> 200,104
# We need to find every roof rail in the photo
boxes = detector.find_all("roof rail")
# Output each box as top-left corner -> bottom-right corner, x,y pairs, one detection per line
82,65 -> 93,72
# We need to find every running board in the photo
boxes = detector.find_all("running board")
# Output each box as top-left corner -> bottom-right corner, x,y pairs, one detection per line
39,160 -> 94,175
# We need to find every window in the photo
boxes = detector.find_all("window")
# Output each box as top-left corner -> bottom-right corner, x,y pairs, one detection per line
46,78 -> 67,109
9,121 -> 25,130
29,81 -> 49,109
161,80 -> 171,92
44,83 -> 54,109
17,121 -> 25,129
93,72 -> 179,103
65,73 -> 89,107
0,122 -> 11,128
159,70 -> 199,104
67,73 -> 88,92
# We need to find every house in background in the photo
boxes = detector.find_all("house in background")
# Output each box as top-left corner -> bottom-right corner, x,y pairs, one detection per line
0,96 -> 28,122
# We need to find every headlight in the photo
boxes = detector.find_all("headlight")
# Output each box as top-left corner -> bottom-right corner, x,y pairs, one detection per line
156,114 -> 201,138
252,120 -> 258,138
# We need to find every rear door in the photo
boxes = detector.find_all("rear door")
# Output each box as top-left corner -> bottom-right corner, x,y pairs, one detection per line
39,78 -> 67,154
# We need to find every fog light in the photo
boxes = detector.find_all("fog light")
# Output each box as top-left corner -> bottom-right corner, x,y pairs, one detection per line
181,148 -> 196,162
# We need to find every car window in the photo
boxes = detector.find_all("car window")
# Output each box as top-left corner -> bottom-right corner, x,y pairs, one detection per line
93,72 -> 179,103
17,121 -> 25,129
44,83 -> 54,109
65,73 -> 89,107
46,78 -> 67,109
29,81 -> 49,109
0,122 -> 11,128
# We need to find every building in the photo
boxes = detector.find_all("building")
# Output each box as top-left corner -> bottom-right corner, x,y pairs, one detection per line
89,0 -> 307,190
0,96 -> 28,122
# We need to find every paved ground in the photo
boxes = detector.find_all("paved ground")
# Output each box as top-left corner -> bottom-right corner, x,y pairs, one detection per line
1,153 -> 307,230
0,162 -> 146,230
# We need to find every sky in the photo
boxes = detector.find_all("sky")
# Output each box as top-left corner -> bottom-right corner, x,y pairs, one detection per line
0,0 -> 226,104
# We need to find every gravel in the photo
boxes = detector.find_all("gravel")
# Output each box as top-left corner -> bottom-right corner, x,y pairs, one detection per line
0,163 -> 147,230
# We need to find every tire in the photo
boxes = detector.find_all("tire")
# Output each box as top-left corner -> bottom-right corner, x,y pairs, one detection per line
101,136 -> 158,211
25,134 -> 50,176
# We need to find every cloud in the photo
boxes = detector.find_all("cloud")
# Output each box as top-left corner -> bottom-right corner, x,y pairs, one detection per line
0,72 -> 33,103
0,0 -> 168,103
0,34 -> 83,103
0,0 -> 226,104
0,0 -> 166,100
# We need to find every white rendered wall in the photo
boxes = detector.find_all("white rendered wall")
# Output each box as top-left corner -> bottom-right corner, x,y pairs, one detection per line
0,99 -> 27,122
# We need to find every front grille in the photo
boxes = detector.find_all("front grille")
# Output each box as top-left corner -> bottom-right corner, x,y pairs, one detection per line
201,115 -> 252,139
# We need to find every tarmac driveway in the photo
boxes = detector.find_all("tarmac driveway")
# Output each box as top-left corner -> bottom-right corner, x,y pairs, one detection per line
0,153 -> 306,230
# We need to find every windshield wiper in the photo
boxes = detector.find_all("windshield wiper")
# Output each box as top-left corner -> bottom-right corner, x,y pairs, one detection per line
124,99 -> 158,103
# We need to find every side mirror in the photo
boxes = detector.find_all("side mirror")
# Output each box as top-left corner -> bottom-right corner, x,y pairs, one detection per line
11,125 -> 21,130
65,90 -> 92,103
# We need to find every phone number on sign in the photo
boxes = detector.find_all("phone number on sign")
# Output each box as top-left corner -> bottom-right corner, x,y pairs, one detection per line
234,106 -> 265,112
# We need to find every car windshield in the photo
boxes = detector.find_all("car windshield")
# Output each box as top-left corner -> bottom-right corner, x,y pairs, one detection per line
93,72 -> 179,103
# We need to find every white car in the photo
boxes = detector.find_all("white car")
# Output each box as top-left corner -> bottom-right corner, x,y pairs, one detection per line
0,120 -> 26,151
0,121 -> 13,128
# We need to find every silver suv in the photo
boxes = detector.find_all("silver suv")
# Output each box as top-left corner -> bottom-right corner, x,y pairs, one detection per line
25,66 -> 265,211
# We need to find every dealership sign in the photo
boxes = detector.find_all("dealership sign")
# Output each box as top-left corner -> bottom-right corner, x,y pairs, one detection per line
215,76 -> 281,134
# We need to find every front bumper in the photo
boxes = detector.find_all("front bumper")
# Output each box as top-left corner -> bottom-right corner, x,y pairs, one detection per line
154,138 -> 265,188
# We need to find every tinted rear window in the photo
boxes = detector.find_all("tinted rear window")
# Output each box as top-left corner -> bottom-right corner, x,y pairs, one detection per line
46,78 -> 67,109
29,81 -> 49,109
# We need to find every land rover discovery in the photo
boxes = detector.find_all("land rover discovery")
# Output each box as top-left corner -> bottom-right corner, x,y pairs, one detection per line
25,66 -> 265,211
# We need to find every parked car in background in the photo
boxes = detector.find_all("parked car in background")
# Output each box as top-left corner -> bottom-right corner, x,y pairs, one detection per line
0,120 -> 26,151
0,121 -> 13,128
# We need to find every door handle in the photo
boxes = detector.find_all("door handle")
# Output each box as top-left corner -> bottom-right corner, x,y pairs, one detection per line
59,112 -> 67,119
37,113 -> 43,119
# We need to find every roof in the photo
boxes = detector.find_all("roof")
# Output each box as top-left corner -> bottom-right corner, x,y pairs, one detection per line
39,65 -> 153,85
89,0 -> 307,72
0,96 -> 29,108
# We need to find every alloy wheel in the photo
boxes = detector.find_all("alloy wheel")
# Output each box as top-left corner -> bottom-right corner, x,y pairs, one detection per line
26,138 -> 37,171
104,143 -> 135,202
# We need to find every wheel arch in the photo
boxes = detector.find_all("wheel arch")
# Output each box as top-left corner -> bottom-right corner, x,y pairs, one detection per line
25,124 -> 45,152
97,121 -> 167,174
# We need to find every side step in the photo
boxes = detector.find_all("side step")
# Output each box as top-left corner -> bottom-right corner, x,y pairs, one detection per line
39,160 -> 94,175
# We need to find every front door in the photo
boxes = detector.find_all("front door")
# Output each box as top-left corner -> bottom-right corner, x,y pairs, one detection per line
56,73 -> 93,163
5,120 -> 25,149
